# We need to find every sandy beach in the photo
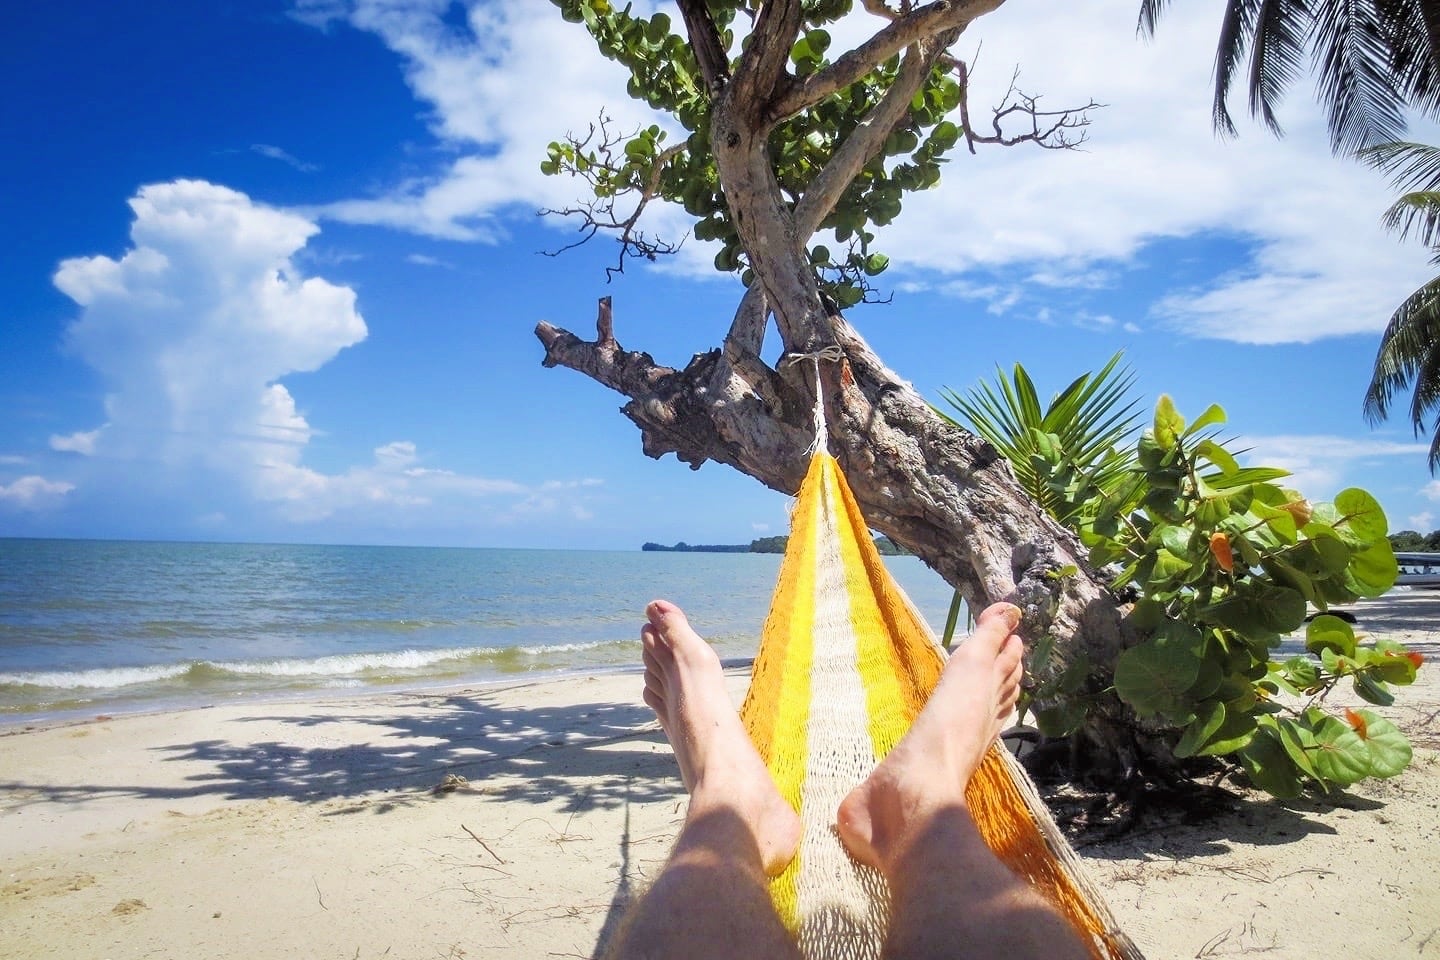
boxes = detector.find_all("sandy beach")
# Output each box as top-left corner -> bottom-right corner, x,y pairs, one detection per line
3,594 -> 1438,960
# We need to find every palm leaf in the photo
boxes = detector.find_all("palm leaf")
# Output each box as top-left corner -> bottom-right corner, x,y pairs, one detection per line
939,353 -> 1143,523
1363,141 -> 1440,244
1385,0 -> 1440,122
1364,273 -> 1440,431
1249,0 -> 1310,136
1214,0 -> 1263,137
1311,0 -> 1408,152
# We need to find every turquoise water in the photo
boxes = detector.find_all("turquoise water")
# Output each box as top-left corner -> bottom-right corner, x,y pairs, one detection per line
0,539 -> 959,724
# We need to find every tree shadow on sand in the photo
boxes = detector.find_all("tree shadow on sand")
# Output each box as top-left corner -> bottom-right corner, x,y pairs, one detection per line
0,682 -> 686,812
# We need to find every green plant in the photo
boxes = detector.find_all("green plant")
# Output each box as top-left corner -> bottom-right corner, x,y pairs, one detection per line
936,354 -> 1140,652
939,353 -> 1142,525
1080,396 -> 1421,797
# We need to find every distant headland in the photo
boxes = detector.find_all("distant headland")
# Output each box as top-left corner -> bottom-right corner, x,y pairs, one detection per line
642,535 -> 909,556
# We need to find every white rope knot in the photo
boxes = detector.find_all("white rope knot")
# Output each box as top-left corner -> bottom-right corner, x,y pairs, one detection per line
780,345 -> 845,456
779,344 -> 846,368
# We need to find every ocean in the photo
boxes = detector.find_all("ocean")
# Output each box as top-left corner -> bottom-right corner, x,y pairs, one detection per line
0,538 -> 961,726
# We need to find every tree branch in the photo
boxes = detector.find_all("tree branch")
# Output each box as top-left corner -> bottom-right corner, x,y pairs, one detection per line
958,68 -> 1099,153
730,0 -> 806,112
794,36 -> 952,237
675,0 -> 731,94
770,0 -> 1006,120
538,115 -> 688,281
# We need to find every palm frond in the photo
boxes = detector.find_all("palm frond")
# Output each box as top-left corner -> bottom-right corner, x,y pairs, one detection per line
1249,0 -> 1311,136
939,353 -> 1143,522
1363,273 -> 1440,426
1312,0 -> 1408,152
1383,0 -> 1440,122
1137,0 -> 1174,37
1214,0 -> 1263,137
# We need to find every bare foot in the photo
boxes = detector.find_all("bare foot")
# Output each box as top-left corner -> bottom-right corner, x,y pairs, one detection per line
835,601 -> 1024,873
641,599 -> 802,875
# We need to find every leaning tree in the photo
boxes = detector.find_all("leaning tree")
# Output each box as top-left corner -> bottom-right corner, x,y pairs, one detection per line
532,0 -> 1156,770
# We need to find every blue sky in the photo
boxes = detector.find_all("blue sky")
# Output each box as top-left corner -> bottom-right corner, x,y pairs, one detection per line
2,0 -> 1438,550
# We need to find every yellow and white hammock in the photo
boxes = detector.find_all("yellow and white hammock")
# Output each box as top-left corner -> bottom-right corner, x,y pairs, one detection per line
738,450 -> 1143,960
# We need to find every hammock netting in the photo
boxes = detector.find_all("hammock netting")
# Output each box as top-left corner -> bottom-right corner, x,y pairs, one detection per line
737,452 -> 1143,960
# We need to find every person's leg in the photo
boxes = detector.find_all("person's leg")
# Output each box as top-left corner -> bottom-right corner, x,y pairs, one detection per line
605,600 -> 802,960
837,602 -> 1091,960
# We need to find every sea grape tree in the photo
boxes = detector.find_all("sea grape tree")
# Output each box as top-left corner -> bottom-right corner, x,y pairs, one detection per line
533,0 -> 1185,776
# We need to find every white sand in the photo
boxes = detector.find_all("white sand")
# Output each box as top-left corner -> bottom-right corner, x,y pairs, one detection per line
2,595 -> 1437,959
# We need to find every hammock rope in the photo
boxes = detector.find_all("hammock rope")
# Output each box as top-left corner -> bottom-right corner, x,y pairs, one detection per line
736,361 -> 1142,960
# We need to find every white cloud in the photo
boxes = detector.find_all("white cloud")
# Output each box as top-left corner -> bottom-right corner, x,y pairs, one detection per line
53,180 -> 364,478
1236,434 -> 1428,501
1407,511 -> 1434,531
251,144 -> 319,172
50,428 -> 104,455
300,0 -> 1433,346
49,179 -> 608,533
0,455 -> 29,465
0,475 -> 75,508
1422,480 -> 1440,502
303,2 -> 695,249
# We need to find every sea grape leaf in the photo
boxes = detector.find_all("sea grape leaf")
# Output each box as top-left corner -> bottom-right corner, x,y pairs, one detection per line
1114,639 -> 1201,717
1312,715 -> 1371,785
1306,615 -> 1356,658
1175,700 -> 1225,757
1196,705 -> 1259,756
1345,538 -> 1398,597
1334,488 -> 1388,543
1238,729 -> 1303,798
1352,670 -> 1396,706
1350,710 -> 1412,778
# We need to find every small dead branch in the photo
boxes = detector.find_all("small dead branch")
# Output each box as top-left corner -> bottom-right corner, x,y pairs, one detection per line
538,112 -> 686,282
461,823 -> 506,864
957,65 -> 1099,154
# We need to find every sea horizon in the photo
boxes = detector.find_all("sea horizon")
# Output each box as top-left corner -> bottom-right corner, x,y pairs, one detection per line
0,538 -> 960,728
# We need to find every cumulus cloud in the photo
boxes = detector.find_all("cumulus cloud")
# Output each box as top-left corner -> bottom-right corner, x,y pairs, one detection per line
1407,511 -> 1434,531
53,180 -> 365,480
48,179 -> 594,530
0,475 -> 75,508
300,0 -> 1433,346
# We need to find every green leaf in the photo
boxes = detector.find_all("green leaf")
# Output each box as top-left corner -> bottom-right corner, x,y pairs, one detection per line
1269,716 -> 1322,781
1195,438 -> 1240,475
1175,700 -> 1225,757
1183,403 -> 1227,437
1237,728 -> 1303,798
1367,649 -> 1419,685
1281,654 -> 1320,688
1353,670 -> 1396,706
1334,488 -> 1389,543
1195,703 -> 1259,754
1312,714 -> 1372,785
1346,538 -> 1398,597
1306,615 -> 1357,658
1033,700 -> 1088,738
1114,638 -> 1202,717
1350,710 -> 1412,778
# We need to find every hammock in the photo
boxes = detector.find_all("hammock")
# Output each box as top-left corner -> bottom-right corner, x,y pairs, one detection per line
738,450 -> 1143,960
